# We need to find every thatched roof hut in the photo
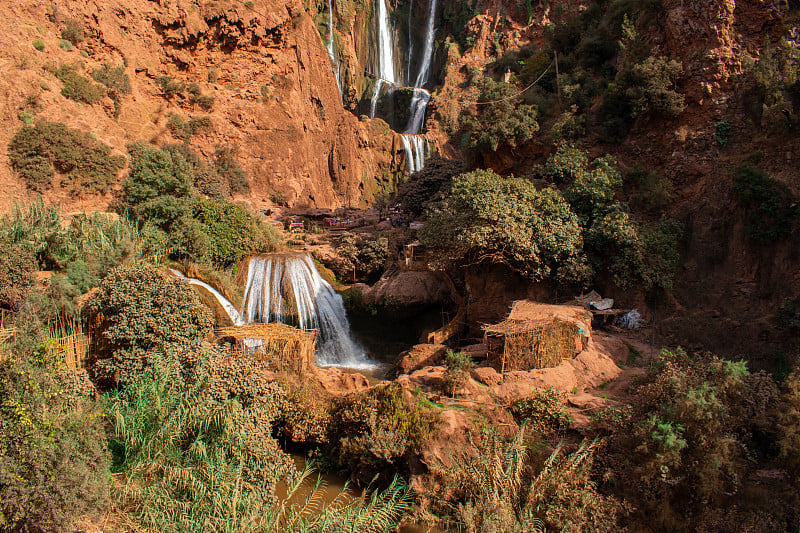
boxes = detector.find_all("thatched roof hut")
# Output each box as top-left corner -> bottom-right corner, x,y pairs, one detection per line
483,301 -> 591,373
214,323 -> 317,373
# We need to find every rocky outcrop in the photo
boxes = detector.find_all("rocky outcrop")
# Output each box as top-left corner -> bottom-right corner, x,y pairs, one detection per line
355,270 -> 450,307
0,0 -> 404,214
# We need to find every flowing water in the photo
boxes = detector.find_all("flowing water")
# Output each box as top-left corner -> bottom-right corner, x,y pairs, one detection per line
326,0 -> 342,98
169,269 -> 245,326
241,253 -> 373,368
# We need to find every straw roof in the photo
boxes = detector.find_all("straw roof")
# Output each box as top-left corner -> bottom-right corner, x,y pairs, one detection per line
215,323 -> 316,343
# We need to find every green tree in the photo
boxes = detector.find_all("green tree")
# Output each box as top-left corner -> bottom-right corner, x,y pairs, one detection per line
462,77 -> 539,154
420,169 -> 591,283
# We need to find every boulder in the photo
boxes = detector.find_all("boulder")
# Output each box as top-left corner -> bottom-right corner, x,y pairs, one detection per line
360,271 -> 448,307
395,343 -> 447,375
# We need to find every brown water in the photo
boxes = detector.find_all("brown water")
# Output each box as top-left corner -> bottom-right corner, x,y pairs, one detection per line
277,454 -> 444,532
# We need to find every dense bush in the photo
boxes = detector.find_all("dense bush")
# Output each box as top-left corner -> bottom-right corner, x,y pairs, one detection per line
120,141 -> 193,228
0,238 -> 36,308
49,63 -> 106,104
732,164 -> 796,243
167,114 -> 213,143
0,352 -> 108,532
92,63 -> 131,116
461,77 -> 540,154
60,18 -> 84,45
213,145 -> 250,194
420,169 -> 591,284
192,198 -> 280,265
107,352 -> 295,533
333,232 -> 389,283
8,121 -> 124,193
85,263 -> 213,384
510,387 -> 573,434
599,348 -> 781,529
442,349 -> 475,396
331,383 -> 437,479
395,155 -> 463,216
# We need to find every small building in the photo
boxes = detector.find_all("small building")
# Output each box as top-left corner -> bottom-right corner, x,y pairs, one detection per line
482,301 -> 592,374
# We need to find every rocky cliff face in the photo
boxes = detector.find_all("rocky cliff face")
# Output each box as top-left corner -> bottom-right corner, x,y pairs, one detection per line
0,0 -> 406,213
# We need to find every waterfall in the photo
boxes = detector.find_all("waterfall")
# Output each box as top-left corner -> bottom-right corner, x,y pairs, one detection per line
242,253 -> 371,368
413,0 -> 438,89
169,269 -> 245,326
406,0 -> 414,83
400,134 -> 428,174
369,79 -> 384,119
404,88 -> 431,134
326,0 -> 342,98
375,0 -> 397,86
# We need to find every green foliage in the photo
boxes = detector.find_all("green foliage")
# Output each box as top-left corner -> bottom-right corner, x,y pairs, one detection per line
715,119 -> 731,146
192,198 -> 280,265
85,263 -> 214,384
420,169 -> 591,284
442,349 -> 476,396
434,428 -> 621,532
0,238 -> 36,308
92,63 -> 131,110
106,352 -> 295,533
167,114 -> 213,143
120,141 -> 193,229
461,77 -> 540,154
601,348 -> 781,527
748,37 -> 800,132
332,232 -> 388,283
157,75 -> 185,98
58,39 -> 73,51
60,18 -> 84,45
188,83 -> 215,110
8,120 -> 124,193
49,63 -> 106,104
777,369 -> 800,474
510,387 -> 573,434
627,166 -> 673,212
331,383 -> 437,478
213,145 -> 250,194
0,353 -> 108,533
33,39 -> 45,52
732,164 -> 796,243
395,155 -> 463,216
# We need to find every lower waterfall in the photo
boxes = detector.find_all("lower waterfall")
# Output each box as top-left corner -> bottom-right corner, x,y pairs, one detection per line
241,253 -> 371,368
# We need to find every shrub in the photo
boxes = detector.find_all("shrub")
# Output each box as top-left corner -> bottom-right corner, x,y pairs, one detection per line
461,77 -> 540,154
420,169 -> 591,284
777,369 -> 800,473
395,155 -> 463,216
715,119 -> 731,146
442,349 -> 475,396
601,348 -> 780,528
8,121 -> 124,193
192,198 -> 280,265
156,75 -> 184,98
510,387 -> 573,434
732,164 -> 796,243
61,18 -> 84,45
58,39 -> 73,51
214,145 -> 250,194
627,166 -> 673,212
106,352 -> 295,532
0,238 -> 36,308
332,232 -> 388,283
331,383 -> 437,480
91,64 -> 131,101
85,263 -> 214,384
167,114 -> 213,143
33,39 -> 45,52
50,64 -> 106,104
0,352 -> 108,533
120,141 -> 193,228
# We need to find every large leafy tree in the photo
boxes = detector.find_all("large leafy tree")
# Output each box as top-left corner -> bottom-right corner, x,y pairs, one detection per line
420,169 -> 591,284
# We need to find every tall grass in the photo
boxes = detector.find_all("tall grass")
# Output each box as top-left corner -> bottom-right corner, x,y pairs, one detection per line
106,353 -> 413,532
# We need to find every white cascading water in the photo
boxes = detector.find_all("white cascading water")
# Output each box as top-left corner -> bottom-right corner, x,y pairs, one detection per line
169,269 -> 245,326
242,254 -> 371,368
398,0 -> 437,173
370,0 -> 397,118
326,0 -> 342,99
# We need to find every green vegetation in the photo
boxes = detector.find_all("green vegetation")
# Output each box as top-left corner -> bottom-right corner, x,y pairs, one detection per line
32,39 -> 45,52
0,351 -> 108,533
213,145 -> 250,193
442,349 -> 475,396
332,232 -> 389,283
395,155 -> 463,216
715,118 -> 731,146
193,198 -> 280,265
60,18 -> 84,45
92,64 -> 131,117
187,82 -> 215,110
58,39 -> 73,51
157,75 -> 185,98
167,114 -> 213,142
732,164 -> 796,243
510,387 -> 573,434
8,121 -> 124,193
461,77 -> 540,155
0,238 -> 36,308
48,63 -> 106,104
86,264 -> 214,384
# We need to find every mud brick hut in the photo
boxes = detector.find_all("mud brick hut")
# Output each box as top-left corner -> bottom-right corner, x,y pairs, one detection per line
483,301 -> 592,374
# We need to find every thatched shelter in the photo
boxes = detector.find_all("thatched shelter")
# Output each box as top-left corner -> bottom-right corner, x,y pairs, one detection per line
483,301 -> 592,374
214,323 -> 317,373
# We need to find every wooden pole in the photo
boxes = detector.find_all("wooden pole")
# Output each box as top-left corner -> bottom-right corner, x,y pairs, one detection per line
554,50 -> 562,109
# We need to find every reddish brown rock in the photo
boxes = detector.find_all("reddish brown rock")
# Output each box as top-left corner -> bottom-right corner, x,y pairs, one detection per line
395,344 -> 448,375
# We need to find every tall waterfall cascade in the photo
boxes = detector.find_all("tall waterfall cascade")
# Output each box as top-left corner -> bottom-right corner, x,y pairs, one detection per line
326,0 -> 342,98
370,0 -> 437,173
241,254 -> 370,368
170,256 -> 372,368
